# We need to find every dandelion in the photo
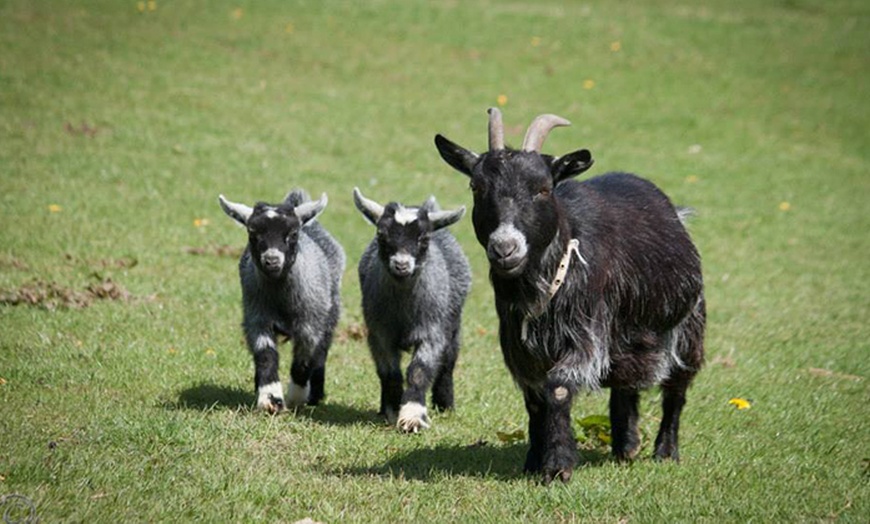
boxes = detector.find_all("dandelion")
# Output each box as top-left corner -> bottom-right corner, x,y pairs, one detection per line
728,397 -> 752,410
496,94 -> 508,106
193,218 -> 210,228
232,8 -> 243,20
686,175 -> 699,183
530,36 -> 542,47
778,201 -> 791,212
610,41 -> 621,52
168,347 -> 177,355
147,0 -> 156,11
48,204 -> 62,213
136,2 -> 145,12
205,348 -> 216,357
582,79 -> 595,90
285,22 -> 295,34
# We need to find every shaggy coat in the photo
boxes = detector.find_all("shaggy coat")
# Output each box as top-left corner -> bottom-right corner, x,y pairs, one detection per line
354,188 -> 471,433
219,189 -> 345,413
435,109 -> 705,484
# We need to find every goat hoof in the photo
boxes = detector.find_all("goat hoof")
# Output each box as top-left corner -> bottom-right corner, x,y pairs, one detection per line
541,467 -> 573,485
257,395 -> 284,414
397,402 -> 430,433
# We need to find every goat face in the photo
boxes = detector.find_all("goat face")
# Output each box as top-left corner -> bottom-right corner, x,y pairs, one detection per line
244,204 -> 301,279
219,192 -> 328,281
353,188 -> 465,281
435,108 -> 593,279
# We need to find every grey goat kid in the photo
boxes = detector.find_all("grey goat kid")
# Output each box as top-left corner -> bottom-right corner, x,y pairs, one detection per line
353,187 -> 471,433
435,109 -> 705,484
219,189 -> 345,413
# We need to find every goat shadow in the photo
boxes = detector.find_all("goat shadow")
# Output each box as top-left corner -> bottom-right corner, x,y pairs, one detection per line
331,442 -> 611,482
164,382 -> 379,426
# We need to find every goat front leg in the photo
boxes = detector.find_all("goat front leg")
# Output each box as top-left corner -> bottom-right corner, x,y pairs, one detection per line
397,342 -> 439,433
248,332 -> 284,414
522,388 -> 547,475
541,379 -> 577,484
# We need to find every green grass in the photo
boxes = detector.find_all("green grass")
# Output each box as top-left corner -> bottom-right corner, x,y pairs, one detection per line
1,0 -> 868,521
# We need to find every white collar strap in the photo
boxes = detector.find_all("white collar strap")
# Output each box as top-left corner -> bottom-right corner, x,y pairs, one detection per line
521,238 -> 586,341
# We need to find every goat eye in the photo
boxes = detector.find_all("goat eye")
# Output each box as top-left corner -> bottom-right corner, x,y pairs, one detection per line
537,187 -> 551,199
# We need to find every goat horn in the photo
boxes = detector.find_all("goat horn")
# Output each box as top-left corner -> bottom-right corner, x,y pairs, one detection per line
487,107 -> 505,151
521,114 -> 571,152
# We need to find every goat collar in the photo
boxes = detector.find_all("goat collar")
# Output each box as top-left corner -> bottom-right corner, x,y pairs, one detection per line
521,238 -> 586,341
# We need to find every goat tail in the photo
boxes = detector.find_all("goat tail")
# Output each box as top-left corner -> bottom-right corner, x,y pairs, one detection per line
675,206 -> 696,225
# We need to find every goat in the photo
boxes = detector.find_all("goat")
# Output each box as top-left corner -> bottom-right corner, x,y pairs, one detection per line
219,189 -> 345,413
434,108 -> 705,483
353,187 -> 471,433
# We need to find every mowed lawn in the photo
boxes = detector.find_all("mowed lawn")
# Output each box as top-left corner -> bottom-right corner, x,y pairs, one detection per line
1,0 -> 868,522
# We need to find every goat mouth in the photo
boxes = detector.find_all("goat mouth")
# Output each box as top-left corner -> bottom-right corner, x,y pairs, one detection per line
490,256 -> 526,278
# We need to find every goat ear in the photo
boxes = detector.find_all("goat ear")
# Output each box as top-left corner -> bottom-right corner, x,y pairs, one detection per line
547,149 -> 594,182
434,134 -> 478,177
428,206 -> 466,232
218,195 -> 253,226
352,187 -> 384,225
294,193 -> 328,226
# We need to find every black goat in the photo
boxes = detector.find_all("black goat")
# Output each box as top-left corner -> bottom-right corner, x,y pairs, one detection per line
435,108 -> 705,484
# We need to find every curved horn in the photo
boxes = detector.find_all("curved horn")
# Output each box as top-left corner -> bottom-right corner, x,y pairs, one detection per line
488,107 -> 505,151
521,114 -> 571,152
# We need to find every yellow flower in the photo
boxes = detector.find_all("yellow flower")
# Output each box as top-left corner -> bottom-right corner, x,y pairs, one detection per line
147,0 -> 156,11
0,377 -> 7,386
583,79 -> 595,90
168,347 -> 177,355
232,8 -> 243,20
610,41 -> 621,52
48,204 -> 62,213
205,348 -> 216,357
193,218 -> 210,228
779,201 -> 791,211
136,2 -> 145,12
530,36 -> 542,47
686,175 -> 699,183
285,22 -> 295,34
728,397 -> 752,410
496,94 -> 508,106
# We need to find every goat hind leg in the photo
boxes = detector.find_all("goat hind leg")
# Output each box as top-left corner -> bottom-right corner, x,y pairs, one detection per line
610,388 -> 641,461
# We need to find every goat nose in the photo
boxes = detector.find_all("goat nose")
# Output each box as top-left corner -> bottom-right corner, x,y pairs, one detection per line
491,239 -> 518,259
263,254 -> 281,267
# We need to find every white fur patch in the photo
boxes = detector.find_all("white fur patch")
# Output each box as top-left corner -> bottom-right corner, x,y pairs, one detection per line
489,223 -> 528,259
554,386 -> 569,401
254,334 -> 275,352
389,252 -> 416,275
394,206 -> 419,225
286,378 -> 310,407
256,381 -> 284,413
264,208 -> 279,218
397,401 -> 430,433
261,247 -> 285,267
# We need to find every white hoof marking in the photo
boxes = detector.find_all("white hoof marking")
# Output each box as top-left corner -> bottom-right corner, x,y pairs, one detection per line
256,382 -> 285,414
287,378 -> 310,407
397,402 -> 430,433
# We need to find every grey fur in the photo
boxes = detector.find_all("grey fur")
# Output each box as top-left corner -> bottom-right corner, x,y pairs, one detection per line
219,189 -> 345,412
354,188 -> 471,432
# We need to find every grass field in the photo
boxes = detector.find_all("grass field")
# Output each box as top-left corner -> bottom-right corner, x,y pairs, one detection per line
1,0 -> 868,521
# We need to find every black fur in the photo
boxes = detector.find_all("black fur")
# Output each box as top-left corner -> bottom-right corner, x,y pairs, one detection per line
435,117 -> 705,484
